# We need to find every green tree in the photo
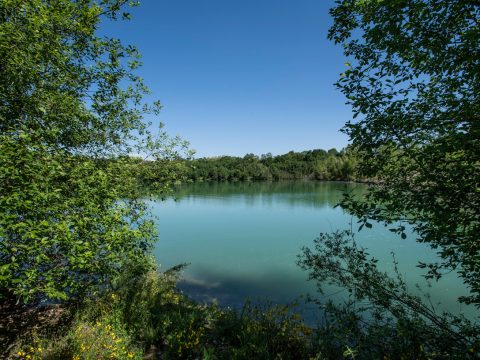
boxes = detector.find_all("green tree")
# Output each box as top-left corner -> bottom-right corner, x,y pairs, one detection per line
0,0 -> 188,303
328,0 -> 480,305
300,0 -> 479,356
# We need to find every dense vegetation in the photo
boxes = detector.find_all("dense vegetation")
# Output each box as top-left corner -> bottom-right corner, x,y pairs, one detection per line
5,268 -> 353,360
1,0 -> 479,359
0,0 -> 193,304
299,0 -> 480,358
0,0 -> 185,341
330,0 -> 480,306
182,148 -> 358,182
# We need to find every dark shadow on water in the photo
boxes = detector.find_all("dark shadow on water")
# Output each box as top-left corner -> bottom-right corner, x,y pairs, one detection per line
175,266 -> 339,326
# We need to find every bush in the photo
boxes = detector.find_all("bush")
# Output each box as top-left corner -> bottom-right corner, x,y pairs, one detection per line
11,304 -> 142,360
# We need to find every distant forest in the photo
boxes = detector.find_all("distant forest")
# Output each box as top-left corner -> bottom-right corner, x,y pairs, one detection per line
182,148 -> 358,181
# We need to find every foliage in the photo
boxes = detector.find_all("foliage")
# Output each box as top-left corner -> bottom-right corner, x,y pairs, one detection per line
0,0 -> 188,303
7,267 -> 325,360
298,230 -> 480,359
211,301 -> 313,360
22,261 -> 476,359
295,1 -> 480,357
180,148 -> 358,182
328,0 -> 480,304
111,267 -> 316,360
12,303 -> 143,360
0,132 -> 158,302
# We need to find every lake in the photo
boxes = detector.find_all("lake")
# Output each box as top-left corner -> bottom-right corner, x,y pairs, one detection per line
150,181 -> 474,321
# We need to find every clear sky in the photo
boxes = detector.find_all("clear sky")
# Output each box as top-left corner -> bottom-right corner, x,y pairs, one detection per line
102,0 -> 352,157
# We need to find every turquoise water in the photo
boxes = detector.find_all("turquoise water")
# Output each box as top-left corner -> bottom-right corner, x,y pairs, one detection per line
150,181 -> 474,319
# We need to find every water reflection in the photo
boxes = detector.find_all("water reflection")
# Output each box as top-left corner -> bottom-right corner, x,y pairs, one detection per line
169,180 -> 364,209
151,181 -> 475,320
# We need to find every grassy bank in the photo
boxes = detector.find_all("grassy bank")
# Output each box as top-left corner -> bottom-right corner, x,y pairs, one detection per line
7,264 -> 474,360
6,268 -> 326,360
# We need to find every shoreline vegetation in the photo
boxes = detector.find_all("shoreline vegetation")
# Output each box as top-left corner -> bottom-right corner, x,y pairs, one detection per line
4,257 -> 478,359
1,268 -> 323,359
183,148 -> 358,182
133,148 -> 366,190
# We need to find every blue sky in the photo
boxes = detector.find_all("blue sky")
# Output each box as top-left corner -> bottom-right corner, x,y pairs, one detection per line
103,0 -> 352,157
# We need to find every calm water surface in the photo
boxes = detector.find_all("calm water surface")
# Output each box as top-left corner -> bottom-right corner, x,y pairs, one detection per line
150,181 -> 474,320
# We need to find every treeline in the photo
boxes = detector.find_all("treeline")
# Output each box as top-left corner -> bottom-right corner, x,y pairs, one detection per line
183,148 -> 358,182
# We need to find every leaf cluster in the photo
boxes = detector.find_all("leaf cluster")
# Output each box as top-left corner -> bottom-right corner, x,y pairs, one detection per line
329,0 -> 480,305
0,0 -> 189,303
